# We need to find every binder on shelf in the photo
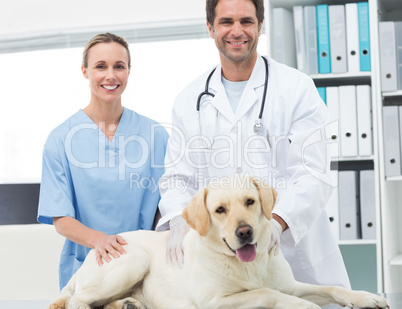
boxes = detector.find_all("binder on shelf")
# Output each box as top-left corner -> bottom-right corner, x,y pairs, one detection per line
339,86 -> 358,157
396,22 -> 402,90
304,6 -> 318,74
317,87 -> 326,104
329,5 -> 347,73
325,87 -> 340,158
399,107 -> 402,173
379,22 -> 398,92
327,169 -> 340,241
273,8 -> 297,68
360,170 -> 376,240
316,5 -> 331,74
382,106 -> 401,177
357,2 -> 371,72
339,170 -> 360,240
293,6 -> 307,73
345,3 -> 360,73
356,85 -> 373,156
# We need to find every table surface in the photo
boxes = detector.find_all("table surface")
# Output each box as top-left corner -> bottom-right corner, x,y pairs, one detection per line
0,293 -> 400,309
0,300 -> 50,309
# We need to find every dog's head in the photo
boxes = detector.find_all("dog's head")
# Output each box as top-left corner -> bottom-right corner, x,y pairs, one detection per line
182,175 -> 277,262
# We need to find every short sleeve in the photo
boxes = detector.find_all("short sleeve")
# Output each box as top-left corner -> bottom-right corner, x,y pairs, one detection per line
37,143 -> 75,225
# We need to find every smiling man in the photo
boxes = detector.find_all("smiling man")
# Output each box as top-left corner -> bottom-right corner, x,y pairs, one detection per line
157,1 -> 350,308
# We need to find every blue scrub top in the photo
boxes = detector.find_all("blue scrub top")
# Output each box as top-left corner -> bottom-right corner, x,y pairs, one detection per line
37,108 -> 169,290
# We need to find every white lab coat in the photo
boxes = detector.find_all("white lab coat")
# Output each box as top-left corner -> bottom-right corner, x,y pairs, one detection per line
157,55 -> 350,297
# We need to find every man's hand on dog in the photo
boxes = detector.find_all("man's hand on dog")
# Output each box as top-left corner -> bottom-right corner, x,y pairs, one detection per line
167,215 -> 190,266
269,219 -> 283,255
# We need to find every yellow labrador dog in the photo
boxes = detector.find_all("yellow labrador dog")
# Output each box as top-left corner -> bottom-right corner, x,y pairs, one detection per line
48,176 -> 389,309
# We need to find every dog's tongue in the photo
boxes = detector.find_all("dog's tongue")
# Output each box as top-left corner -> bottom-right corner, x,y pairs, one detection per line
235,244 -> 257,262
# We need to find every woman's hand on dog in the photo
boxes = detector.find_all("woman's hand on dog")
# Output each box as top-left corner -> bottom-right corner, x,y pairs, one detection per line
95,234 -> 128,266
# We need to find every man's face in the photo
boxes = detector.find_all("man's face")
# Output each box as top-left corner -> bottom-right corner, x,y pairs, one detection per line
207,0 -> 262,65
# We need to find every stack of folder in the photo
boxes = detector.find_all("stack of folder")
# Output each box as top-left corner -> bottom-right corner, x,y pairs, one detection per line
317,85 -> 373,158
379,21 -> 402,92
382,105 -> 402,177
272,3 -> 371,74
327,169 -> 376,241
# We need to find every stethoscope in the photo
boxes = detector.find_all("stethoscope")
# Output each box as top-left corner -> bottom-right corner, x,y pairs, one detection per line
196,56 -> 271,148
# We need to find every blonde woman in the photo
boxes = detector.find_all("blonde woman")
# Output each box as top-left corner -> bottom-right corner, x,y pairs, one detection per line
38,33 -> 169,290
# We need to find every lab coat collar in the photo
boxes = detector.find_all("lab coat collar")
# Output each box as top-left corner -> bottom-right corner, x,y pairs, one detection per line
234,55 -> 267,123
207,54 -> 267,126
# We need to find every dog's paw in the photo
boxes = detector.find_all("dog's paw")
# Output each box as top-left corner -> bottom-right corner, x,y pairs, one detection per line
342,291 -> 389,309
104,297 -> 144,309
122,299 -> 142,309
47,296 -> 70,309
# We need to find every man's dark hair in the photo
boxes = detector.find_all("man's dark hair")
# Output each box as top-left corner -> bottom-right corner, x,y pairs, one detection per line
206,0 -> 265,28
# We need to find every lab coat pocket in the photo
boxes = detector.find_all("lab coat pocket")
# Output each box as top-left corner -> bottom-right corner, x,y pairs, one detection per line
243,134 -> 272,170
295,212 -> 339,270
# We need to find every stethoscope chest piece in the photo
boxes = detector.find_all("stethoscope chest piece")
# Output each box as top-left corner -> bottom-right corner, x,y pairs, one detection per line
253,120 -> 262,133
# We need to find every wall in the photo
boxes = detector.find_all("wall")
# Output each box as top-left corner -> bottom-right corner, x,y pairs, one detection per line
0,0 -> 206,38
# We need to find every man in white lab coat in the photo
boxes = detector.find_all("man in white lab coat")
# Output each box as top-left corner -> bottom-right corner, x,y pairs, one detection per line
157,0 -> 350,307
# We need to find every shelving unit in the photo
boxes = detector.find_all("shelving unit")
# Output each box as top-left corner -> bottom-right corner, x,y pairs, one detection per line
265,0 -> 396,293
375,0 -> 402,293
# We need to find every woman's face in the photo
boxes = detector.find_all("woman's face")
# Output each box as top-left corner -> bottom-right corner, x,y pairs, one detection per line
81,42 -> 130,106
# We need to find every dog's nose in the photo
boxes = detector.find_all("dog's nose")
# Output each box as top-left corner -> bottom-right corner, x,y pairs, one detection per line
235,224 -> 254,242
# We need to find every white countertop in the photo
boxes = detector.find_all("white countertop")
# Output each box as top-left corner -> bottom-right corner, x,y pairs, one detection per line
0,300 -> 50,309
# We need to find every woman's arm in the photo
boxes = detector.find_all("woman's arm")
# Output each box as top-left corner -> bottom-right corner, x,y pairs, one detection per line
53,216 -> 127,266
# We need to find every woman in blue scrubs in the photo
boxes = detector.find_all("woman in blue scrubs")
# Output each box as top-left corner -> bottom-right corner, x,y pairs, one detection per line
37,33 -> 169,290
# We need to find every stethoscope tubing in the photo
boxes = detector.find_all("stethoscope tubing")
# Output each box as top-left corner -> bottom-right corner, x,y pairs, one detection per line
196,56 -> 268,124
196,67 -> 217,112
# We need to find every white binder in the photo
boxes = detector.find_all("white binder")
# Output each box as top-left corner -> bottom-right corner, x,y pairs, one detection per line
329,5 -> 348,73
360,170 -> 376,240
345,3 -> 360,73
326,169 -> 340,241
356,85 -> 373,156
379,22 -> 398,92
304,6 -> 318,74
273,8 -> 297,68
339,170 -> 360,240
339,86 -> 358,157
396,22 -> 402,90
383,106 -> 401,177
325,87 -> 340,158
293,6 -> 307,73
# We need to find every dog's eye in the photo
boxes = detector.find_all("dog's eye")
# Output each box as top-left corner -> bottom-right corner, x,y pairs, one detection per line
245,199 -> 255,207
216,206 -> 226,214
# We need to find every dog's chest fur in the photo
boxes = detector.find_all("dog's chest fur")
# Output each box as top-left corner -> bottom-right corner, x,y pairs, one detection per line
197,246 -> 272,291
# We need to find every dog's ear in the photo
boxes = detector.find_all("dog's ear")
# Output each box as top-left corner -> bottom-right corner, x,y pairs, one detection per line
251,177 -> 277,220
182,188 -> 210,236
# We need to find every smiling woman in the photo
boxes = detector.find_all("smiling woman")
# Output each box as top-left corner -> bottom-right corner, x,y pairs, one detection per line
36,32 -> 170,291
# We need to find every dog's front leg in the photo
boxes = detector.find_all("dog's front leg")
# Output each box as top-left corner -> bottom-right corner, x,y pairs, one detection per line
290,282 -> 389,309
202,288 -> 320,309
